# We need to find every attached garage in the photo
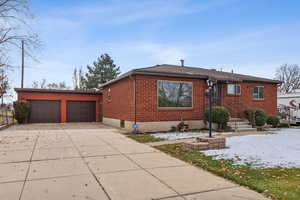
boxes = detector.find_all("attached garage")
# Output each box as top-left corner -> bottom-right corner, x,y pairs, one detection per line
67,101 -> 96,122
29,100 -> 61,123
15,88 -> 102,123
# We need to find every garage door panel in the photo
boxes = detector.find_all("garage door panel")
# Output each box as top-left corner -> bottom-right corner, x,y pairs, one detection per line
29,100 -> 60,123
67,101 -> 96,122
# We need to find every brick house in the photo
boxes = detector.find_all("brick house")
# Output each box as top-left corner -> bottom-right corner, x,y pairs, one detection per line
101,64 -> 279,132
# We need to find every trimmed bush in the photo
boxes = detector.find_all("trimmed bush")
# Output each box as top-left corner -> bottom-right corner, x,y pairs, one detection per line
13,101 -> 30,124
266,116 -> 280,127
244,109 -> 255,125
255,109 -> 267,126
205,106 -> 229,130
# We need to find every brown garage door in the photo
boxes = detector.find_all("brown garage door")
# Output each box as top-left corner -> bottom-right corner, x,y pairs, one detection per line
29,100 -> 60,123
67,101 -> 96,122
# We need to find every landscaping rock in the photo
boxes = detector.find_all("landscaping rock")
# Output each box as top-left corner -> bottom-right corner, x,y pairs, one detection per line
184,136 -> 226,151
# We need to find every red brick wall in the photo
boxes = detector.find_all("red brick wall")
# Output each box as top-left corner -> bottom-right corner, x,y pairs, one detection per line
102,75 -> 278,122
102,78 -> 135,121
222,82 -> 278,116
135,75 -> 206,122
17,92 -> 102,122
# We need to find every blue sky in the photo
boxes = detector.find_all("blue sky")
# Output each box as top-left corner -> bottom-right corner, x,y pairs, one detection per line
10,0 -> 300,92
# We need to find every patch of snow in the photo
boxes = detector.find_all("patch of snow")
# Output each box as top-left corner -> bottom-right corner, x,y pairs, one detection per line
151,131 -> 218,140
203,128 -> 300,168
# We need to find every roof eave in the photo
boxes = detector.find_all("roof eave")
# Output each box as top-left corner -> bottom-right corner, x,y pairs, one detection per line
242,80 -> 281,84
14,88 -> 102,95
133,70 -> 207,79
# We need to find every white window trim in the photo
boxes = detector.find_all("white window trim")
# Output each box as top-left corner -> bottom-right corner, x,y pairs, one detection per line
157,80 -> 193,109
227,84 -> 241,95
253,86 -> 265,100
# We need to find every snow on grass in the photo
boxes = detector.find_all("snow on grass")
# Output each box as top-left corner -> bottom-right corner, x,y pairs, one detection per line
204,128 -> 300,168
151,131 -> 218,140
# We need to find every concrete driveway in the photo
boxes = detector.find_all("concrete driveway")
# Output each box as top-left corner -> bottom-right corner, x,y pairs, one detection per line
0,123 -> 268,200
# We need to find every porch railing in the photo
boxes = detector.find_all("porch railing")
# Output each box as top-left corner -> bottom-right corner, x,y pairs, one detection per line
223,102 -> 248,118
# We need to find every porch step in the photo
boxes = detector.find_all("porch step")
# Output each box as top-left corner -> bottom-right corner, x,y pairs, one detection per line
234,127 -> 257,132
229,118 -> 244,122
227,121 -> 250,126
228,124 -> 252,128
227,118 -> 256,132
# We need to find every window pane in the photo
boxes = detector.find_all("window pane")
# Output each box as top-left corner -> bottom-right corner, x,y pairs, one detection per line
253,87 -> 264,99
254,87 -> 258,93
253,87 -> 258,98
236,85 -> 241,94
227,84 -> 235,94
158,81 -> 192,107
259,87 -> 264,99
227,84 -> 240,95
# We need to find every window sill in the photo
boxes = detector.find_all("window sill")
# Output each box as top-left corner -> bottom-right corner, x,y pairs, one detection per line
227,94 -> 241,96
252,98 -> 265,101
158,107 -> 193,111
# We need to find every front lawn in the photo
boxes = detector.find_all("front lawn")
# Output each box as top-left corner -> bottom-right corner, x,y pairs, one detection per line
128,134 -> 165,143
156,143 -> 300,200
204,128 -> 300,168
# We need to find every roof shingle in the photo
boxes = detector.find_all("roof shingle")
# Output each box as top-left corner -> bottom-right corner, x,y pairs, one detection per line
101,64 -> 280,87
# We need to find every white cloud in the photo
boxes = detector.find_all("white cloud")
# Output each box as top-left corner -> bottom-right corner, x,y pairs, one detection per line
134,43 -> 187,64
10,0 -> 300,94
36,0 -> 238,27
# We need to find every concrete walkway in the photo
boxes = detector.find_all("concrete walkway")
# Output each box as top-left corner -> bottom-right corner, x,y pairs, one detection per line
0,123 -> 269,200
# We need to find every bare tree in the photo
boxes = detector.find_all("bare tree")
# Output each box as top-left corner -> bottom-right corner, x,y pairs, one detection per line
0,67 -> 9,98
32,79 -> 70,90
0,50 -> 10,96
275,64 -> 300,94
0,0 -> 40,100
0,0 -> 41,66
72,67 -> 85,90
32,79 -> 46,88
47,82 -> 69,90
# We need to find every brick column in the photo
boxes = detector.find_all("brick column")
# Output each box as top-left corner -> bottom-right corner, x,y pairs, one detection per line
61,99 -> 67,123
96,101 -> 99,122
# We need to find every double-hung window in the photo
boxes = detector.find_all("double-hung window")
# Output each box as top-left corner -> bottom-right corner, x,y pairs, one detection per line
227,84 -> 241,95
253,86 -> 264,100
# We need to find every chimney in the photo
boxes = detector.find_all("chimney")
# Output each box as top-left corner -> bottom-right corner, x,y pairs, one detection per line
180,59 -> 184,67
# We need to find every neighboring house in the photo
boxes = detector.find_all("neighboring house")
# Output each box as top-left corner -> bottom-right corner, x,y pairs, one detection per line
100,64 -> 279,132
278,89 -> 300,124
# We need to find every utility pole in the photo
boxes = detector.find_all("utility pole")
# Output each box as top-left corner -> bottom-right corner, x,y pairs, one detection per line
21,40 -> 24,88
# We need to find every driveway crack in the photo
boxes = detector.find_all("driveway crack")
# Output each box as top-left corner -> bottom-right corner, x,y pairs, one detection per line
18,134 -> 39,200
63,128 -> 112,200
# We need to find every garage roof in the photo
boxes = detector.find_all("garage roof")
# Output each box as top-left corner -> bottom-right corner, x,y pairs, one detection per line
14,88 -> 101,95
